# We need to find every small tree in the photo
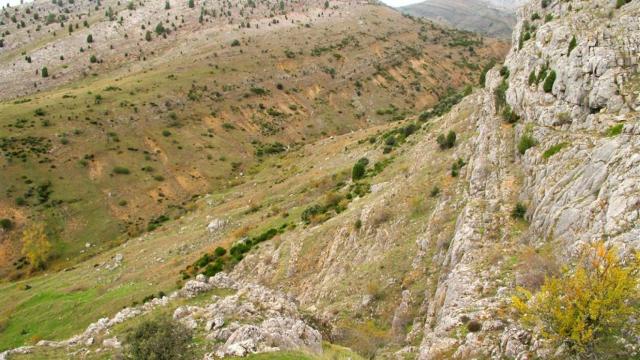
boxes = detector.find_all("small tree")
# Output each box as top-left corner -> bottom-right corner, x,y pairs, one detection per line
513,243 -> 640,357
90,55 -> 97,63
41,67 -> 49,78
21,223 -> 52,270
188,0 -> 194,8
87,34 -> 93,43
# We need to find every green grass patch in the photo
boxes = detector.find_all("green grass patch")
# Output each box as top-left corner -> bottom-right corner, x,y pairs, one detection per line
542,142 -> 568,159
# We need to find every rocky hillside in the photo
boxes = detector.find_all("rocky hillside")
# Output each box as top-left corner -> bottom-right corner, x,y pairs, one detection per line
0,0 -> 506,280
0,0 -> 638,358
400,0 -> 517,39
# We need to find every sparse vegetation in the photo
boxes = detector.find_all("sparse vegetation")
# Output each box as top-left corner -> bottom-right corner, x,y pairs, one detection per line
605,123 -> 624,137
542,142 -> 568,159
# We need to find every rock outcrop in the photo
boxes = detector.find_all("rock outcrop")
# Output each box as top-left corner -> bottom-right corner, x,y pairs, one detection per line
0,273 -> 321,359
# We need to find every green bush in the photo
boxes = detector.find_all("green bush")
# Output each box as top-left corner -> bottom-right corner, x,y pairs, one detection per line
511,202 -> 527,219
112,166 -> 130,175
543,70 -> 556,93
567,36 -> 577,56
616,0 -> 625,8
605,123 -> 624,137
89,55 -> 97,63
518,133 -> 537,155
41,67 -> 48,78
231,39 -> 241,47
436,131 -> 456,150
352,158 -> 369,180
125,316 -> 193,360
0,218 -> 12,230
214,246 -> 227,257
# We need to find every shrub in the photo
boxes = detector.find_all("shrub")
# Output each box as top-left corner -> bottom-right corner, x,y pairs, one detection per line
450,158 -> 466,177
162,130 -> 171,137
89,55 -> 97,63
605,123 -> 624,137
567,35 -> 577,56
214,246 -> 226,257
542,142 -> 568,159
429,186 -> 440,197
231,39 -> 241,47
41,67 -> 49,78
543,70 -> 556,93
34,108 -> 46,116
145,31 -> 152,41
125,316 -> 193,360
301,204 -> 325,224
518,133 -> 537,155
615,0 -> 625,8
21,223 -> 51,270
0,218 -> 13,230
86,34 -> 93,43
467,320 -> 482,333
113,166 -> 131,175
501,105 -> 520,124
436,131 -> 456,150
352,158 -> 369,180
512,243 -> 640,357
511,202 -> 526,219
188,0 -> 194,8
528,70 -> 536,86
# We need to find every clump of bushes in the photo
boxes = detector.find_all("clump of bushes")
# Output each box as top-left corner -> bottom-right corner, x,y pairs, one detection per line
254,142 -> 286,157
419,86 -> 471,121
502,105 -> 520,124
450,158 -> 466,177
436,131 -> 456,150
125,316 -> 193,360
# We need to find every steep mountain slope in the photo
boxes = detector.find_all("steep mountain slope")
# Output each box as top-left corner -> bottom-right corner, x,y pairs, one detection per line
0,0 -> 507,279
1,0 -> 637,358
400,0 -> 517,39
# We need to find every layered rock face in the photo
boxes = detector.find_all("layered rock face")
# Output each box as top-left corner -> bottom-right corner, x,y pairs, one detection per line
419,0 -> 639,358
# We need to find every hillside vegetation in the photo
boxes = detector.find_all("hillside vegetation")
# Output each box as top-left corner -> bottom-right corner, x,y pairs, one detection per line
0,0 -> 507,280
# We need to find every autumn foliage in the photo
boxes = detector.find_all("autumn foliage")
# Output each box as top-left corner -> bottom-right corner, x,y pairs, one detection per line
21,223 -> 52,270
512,242 -> 640,357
